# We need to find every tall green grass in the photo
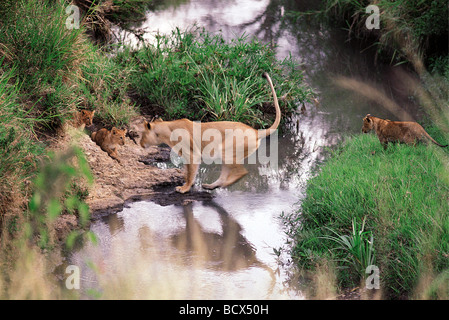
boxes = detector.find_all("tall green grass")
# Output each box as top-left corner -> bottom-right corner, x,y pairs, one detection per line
292,133 -> 449,298
78,45 -> 139,128
125,27 -> 312,127
0,0 -> 90,131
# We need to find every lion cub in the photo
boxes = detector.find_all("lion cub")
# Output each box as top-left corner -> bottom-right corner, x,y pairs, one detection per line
91,127 -> 127,163
362,114 -> 448,149
72,110 -> 95,129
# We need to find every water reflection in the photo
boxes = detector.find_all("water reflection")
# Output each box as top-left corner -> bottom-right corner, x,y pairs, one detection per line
70,196 -> 298,299
171,201 -> 258,270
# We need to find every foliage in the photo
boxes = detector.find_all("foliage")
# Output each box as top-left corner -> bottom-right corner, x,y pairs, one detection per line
28,147 -> 93,248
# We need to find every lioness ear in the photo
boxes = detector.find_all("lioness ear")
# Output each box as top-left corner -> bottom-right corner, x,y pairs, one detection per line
145,121 -> 151,130
112,127 -> 117,134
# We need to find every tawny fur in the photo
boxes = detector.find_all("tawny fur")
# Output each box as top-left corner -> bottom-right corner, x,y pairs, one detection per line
72,110 -> 95,130
139,73 -> 281,193
362,114 -> 448,149
91,127 -> 126,163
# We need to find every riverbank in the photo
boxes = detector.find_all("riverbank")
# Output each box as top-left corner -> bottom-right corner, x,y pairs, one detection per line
289,131 -> 449,299
0,1 -> 313,299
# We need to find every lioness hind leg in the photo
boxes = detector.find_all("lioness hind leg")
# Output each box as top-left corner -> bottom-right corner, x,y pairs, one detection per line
176,163 -> 199,193
202,164 -> 248,190
223,164 -> 248,187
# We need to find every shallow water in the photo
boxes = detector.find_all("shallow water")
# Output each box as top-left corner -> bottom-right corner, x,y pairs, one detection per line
69,0 -> 421,299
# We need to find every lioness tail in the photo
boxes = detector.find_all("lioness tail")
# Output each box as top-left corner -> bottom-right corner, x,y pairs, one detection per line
258,73 -> 281,139
424,131 -> 448,147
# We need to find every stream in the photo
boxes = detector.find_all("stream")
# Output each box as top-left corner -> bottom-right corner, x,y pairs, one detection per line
67,0 -> 421,299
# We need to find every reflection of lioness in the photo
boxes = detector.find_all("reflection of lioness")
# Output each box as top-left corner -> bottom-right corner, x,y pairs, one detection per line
362,114 -> 448,149
140,73 -> 281,193
91,127 -> 127,163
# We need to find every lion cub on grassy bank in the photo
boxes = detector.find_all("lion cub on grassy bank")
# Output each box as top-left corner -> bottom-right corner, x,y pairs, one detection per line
362,114 -> 448,149
139,73 -> 281,193
91,127 -> 126,163
72,109 -> 95,129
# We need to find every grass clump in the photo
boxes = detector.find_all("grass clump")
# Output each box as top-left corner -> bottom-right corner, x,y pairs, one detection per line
291,132 -> 449,299
126,27 -> 313,127
0,69 -> 45,238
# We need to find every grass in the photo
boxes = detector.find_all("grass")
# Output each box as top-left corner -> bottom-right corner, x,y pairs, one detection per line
0,68 -> 45,239
124,27 -> 313,127
290,132 -> 449,298
0,0 -> 90,131
78,45 -> 139,127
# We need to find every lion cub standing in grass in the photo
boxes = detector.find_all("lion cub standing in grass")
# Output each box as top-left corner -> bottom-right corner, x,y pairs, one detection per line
139,72 -> 281,193
362,114 -> 448,149
91,127 -> 127,163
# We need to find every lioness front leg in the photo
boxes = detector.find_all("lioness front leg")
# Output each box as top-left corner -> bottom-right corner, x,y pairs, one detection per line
176,163 -> 199,193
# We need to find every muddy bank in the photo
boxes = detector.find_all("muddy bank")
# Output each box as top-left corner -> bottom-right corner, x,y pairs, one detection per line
81,133 -> 184,216
52,125 -> 186,217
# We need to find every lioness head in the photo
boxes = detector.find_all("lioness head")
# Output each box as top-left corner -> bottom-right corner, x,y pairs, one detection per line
140,119 -> 163,148
362,114 -> 374,133
111,127 -> 126,146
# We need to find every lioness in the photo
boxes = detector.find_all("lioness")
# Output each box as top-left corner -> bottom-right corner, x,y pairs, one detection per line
139,72 -> 281,193
362,114 -> 448,149
91,127 -> 127,163
72,109 -> 95,129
